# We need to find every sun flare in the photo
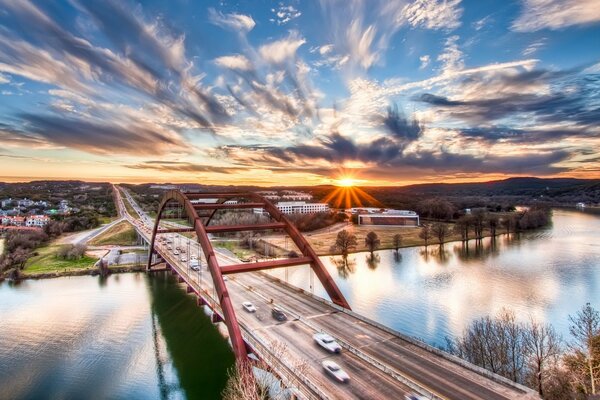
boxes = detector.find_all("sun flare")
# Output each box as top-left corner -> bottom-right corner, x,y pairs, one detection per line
336,177 -> 356,187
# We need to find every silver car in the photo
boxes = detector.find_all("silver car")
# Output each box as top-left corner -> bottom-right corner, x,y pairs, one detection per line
313,333 -> 342,353
322,360 -> 349,383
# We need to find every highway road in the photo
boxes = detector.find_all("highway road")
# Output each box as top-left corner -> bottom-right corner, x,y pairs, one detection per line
121,188 -> 539,400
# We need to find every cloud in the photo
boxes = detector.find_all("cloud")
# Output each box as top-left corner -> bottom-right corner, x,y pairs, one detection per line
126,161 -> 245,174
258,32 -> 306,65
472,15 -> 493,31
16,113 -> 187,156
415,68 -> 600,127
512,0 -> 600,32
437,35 -> 464,74
380,105 -> 423,141
0,73 -> 10,84
271,5 -> 302,25
216,134 -> 571,178
402,0 -> 463,30
214,55 -> 253,71
522,38 -> 547,56
419,55 -> 431,69
208,8 -> 256,33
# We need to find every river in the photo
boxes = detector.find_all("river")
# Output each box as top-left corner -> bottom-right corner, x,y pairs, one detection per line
0,273 -> 234,399
269,208 -> 600,346
0,209 -> 598,398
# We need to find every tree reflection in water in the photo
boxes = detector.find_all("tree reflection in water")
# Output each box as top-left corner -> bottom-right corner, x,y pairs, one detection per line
331,255 -> 356,279
366,253 -> 381,270
419,245 -> 450,264
393,251 -> 402,264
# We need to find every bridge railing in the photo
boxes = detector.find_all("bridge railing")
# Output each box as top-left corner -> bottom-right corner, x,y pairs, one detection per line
242,330 -> 332,400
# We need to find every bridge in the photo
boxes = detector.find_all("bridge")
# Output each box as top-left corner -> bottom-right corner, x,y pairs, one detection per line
115,186 -> 539,400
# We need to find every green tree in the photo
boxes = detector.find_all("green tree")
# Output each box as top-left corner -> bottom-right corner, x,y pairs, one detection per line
364,231 -> 380,255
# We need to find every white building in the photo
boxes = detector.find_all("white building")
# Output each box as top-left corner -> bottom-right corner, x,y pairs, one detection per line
357,209 -> 419,227
17,198 -> 34,207
25,215 -> 50,227
190,199 -> 238,205
254,201 -> 329,215
280,191 -> 313,201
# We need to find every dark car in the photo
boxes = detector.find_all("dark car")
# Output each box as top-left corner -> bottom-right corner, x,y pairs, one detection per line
271,307 -> 287,322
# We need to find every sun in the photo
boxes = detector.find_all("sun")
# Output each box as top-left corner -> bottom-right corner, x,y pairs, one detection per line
336,177 -> 356,187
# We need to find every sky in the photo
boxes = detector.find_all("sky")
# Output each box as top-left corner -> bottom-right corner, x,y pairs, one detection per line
0,0 -> 599,186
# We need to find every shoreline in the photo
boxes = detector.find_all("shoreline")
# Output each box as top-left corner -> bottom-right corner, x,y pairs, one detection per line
3,264 -> 148,282
318,231 -> 514,257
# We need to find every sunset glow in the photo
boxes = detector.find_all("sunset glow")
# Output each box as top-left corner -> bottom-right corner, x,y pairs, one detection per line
0,1 -> 598,185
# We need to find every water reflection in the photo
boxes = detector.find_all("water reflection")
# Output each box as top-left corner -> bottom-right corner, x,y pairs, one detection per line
0,272 -> 233,399
366,253 -> 381,270
267,209 -> 600,347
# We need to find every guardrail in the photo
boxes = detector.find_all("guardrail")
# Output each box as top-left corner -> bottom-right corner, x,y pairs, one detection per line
242,330 -> 331,400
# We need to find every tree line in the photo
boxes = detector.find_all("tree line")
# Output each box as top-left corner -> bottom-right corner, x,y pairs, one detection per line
447,304 -> 600,399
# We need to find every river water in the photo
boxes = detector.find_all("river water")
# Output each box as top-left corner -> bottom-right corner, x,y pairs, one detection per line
0,209 -> 598,398
271,208 -> 600,346
0,273 -> 233,399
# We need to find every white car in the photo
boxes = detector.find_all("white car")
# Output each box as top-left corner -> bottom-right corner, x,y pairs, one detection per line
322,360 -> 350,383
405,394 -> 429,400
191,265 -> 201,271
180,257 -> 187,262
313,333 -> 342,353
173,250 -> 179,255
242,302 -> 257,313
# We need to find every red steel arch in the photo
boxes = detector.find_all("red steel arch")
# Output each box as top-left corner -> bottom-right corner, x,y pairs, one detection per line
147,190 -> 351,363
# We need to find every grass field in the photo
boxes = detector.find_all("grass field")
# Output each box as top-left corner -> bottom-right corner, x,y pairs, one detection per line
98,216 -> 117,225
24,245 -> 97,275
264,222 -> 495,255
89,221 -> 137,246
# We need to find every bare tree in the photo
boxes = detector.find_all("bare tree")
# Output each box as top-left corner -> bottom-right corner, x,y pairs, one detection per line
364,231 -> 380,255
454,215 -> 472,242
331,229 -> 357,257
523,319 -> 562,397
568,303 -> 600,394
431,222 -> 451,245
222,361 -> 263,400
418,224 -> 432,248
488,214 -> 499,237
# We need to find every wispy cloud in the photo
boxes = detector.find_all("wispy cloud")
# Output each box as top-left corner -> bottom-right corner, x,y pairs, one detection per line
401,0 -> 463,30
512,0 -> 600,32
270,4 -> 302,25
208,8 -> 256,33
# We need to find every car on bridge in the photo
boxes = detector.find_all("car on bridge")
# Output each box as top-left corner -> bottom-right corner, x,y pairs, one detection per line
180,256 -> 187,262
313,333 -> 342,353
174,250 -> 180,255
242,302 -> 257,313
322,360 -> 350,383
271,307 -> 287,322
405,393 -> 428,400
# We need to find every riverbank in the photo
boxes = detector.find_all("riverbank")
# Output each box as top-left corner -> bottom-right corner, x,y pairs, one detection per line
16,264 -> 148,281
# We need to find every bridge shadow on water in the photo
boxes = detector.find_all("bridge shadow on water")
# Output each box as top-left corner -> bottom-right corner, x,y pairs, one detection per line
146,272 -> 234,400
